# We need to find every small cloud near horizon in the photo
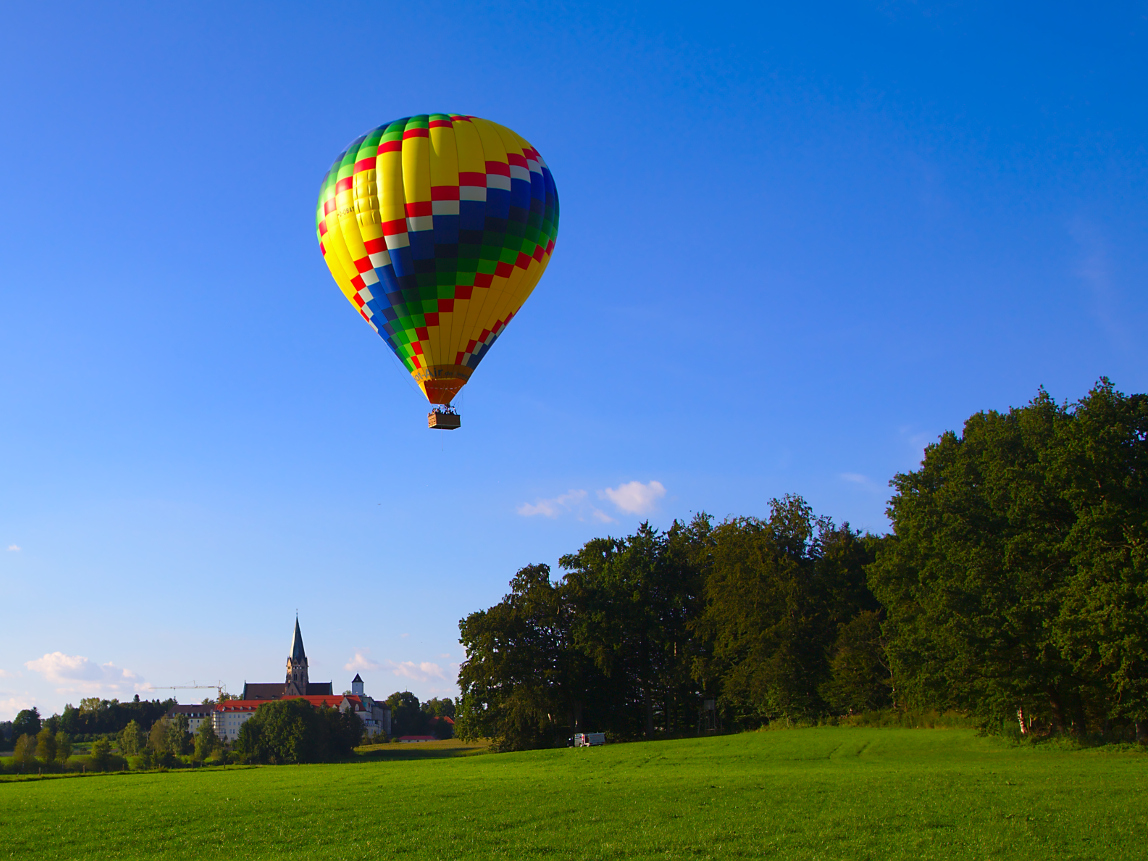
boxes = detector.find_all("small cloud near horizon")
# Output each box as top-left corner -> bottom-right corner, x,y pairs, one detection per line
1,695 -> 35,721
25,652 -> 145,696
517,489 -> 611,521
7,545 -> 19,552
344,649 -> 382,673
518,479 -> 667,522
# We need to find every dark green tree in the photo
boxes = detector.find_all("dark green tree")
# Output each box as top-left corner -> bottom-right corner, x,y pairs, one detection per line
457,564 -> 574,749
166,713 -> 191,755
12,708 -> 41,739
89,737 -> 113,771
386,691 -> 430,738
194,719 -> 220,761
561,516 -> 712,739
823,610 -> 891,713
1046,380 -> 1148,738
870,381 -> 1148,736
695,497 -> 876,725
319,706 -> 363,756
235,699 -> 356,764
421,697 -> 456,719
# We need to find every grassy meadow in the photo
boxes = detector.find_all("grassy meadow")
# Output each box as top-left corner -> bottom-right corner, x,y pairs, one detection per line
2,728 -> 1146,860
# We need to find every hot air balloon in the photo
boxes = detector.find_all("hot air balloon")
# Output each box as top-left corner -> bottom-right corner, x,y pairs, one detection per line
316,114 -> 559,429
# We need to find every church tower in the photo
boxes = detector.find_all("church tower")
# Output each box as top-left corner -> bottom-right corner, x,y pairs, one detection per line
284,616 -> 309,696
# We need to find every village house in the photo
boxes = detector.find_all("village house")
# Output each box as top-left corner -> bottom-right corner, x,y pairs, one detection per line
165,703 -> 214,735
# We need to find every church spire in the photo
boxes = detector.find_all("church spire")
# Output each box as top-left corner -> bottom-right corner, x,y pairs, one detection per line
290,615 -> 306,662
284,615 -> 310,696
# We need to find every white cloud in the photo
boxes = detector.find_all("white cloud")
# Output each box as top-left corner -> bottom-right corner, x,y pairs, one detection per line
25,652 -> 145,696
344,650 -> 382,673
840,473 -> 881,492
1070,218 -> 1130,351
386,660 -> 448,683
0,669 -> 18,679
517,489 -> 587,518
6,545 -> 19,552
600,480 -> 666,516
0,695 -> 35,721
517,489 -> 615,523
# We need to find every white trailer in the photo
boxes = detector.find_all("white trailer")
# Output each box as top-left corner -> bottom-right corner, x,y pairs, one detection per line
574,732 -> 605,747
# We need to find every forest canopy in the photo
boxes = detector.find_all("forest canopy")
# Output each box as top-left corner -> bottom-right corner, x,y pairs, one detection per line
457,380 -> 1148,750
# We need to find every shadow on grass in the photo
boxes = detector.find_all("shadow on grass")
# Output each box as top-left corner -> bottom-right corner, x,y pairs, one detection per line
355,739 -> 491,762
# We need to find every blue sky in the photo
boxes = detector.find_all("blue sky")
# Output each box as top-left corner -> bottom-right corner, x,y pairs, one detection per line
2,1 -> 1146,720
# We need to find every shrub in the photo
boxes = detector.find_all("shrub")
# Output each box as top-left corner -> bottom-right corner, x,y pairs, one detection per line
13,734 -> 37,771
89,737 -> 113,771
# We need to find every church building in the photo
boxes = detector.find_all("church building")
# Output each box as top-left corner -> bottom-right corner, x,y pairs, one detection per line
210,617 -> 391,742
241,617 -> 334,700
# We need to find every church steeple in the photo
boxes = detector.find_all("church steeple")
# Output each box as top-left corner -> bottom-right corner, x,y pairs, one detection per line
284,615 -> 310,696
290,616 -> 306,662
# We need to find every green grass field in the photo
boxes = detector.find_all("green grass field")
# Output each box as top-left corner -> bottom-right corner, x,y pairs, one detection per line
2,729 -> 1145,860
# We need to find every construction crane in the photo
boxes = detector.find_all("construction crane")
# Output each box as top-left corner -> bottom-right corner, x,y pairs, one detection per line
146,681 -> 230,701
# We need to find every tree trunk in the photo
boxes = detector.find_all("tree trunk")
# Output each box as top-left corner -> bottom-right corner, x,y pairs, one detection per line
1136,721 -> 1145,745
1016,707 -> 1028,735
643,689 -> 654,738
1071,694 -> 1087,737
1047,687 -> 1065,734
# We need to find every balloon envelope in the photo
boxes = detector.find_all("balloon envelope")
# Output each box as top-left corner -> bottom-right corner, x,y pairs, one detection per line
316,114 -> 559,406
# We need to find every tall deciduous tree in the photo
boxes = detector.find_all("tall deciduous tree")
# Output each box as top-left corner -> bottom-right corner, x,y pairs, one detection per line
119,720 -> 144,756
870,381 -> 1147,735
89,737 -> 112,771
234,699 -> 357,763
386,691 -> 430,738
1047,381 -> 1148,737
695,497 -> 876,724
194,719 -> 220,760
560,517 -> 712,738
13,734 -> 36,770
54,731 -> 72,766
35,726 -> 56,767
12,708 -> 41,739
457,564 -> 573,750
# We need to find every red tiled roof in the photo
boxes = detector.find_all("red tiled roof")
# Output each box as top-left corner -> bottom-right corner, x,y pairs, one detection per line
214,695 -> 348,713
214,700 -> 265,713
292,695 -> 347,708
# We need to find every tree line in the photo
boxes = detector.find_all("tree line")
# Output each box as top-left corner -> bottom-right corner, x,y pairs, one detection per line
2,697 -> 178,747
3,689 -> 458,772
456,380 -> 1148,750
387,692 -> 455,739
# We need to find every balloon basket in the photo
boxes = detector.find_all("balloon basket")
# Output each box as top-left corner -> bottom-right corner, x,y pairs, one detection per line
428,408 -> 461,430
